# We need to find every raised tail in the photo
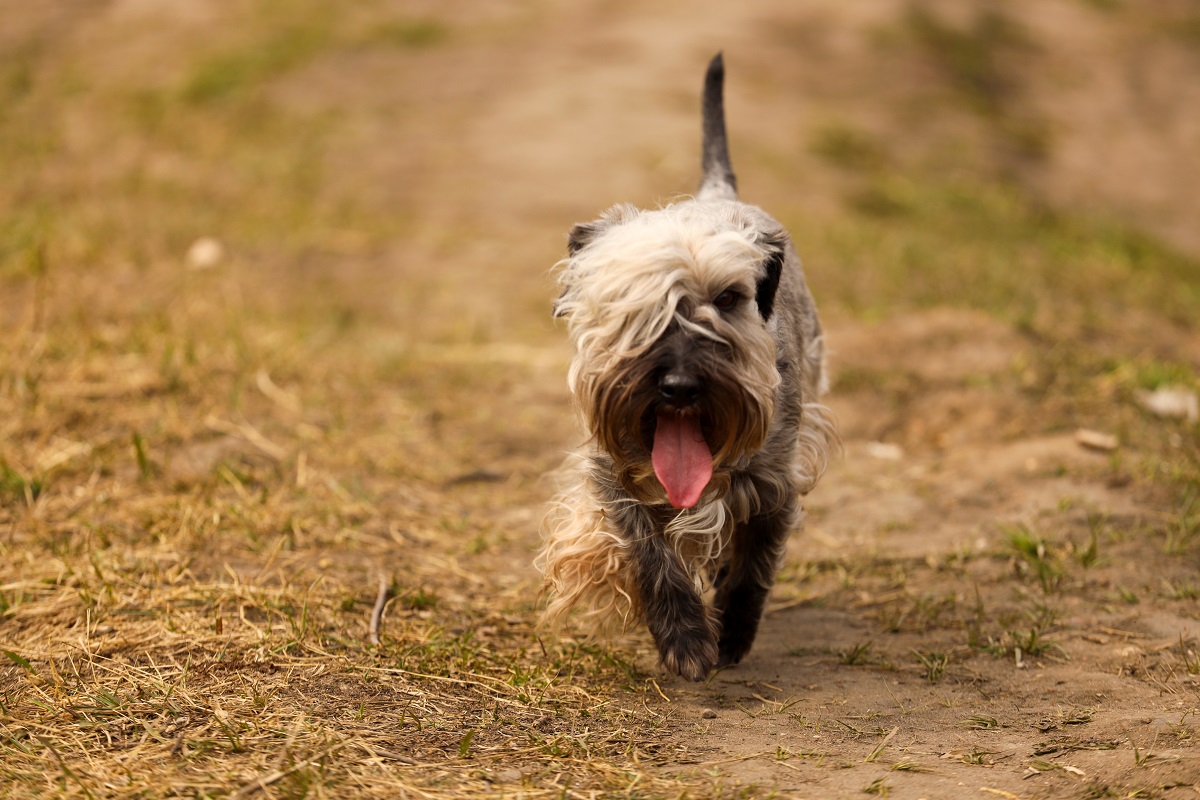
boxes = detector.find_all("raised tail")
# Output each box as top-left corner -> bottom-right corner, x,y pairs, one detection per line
698,52 -> 738,201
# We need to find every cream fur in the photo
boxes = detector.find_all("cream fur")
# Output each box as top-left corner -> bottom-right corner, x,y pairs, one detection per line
556,201 -> 784,475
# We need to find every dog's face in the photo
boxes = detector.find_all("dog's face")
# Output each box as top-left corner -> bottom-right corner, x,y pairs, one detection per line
554,201 -> 788,509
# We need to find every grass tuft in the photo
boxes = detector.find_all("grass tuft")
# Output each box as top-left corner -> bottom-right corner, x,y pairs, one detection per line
1003,524 -> 1062,593
0,461 -> 42,503
181,20 -> 334,105
368,19 -> 451,48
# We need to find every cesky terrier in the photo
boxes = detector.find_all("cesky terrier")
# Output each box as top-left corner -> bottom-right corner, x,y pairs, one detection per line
538,53 -> 835,681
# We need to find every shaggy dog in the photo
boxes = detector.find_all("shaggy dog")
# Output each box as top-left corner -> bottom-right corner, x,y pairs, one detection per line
538,54 -> 834,680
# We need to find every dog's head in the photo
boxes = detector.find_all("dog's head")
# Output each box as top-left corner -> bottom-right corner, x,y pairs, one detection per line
554,201 -> 788,509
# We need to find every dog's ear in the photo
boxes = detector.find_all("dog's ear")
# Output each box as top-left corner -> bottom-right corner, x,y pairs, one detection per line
555,221 -> 602,318
566,204 -> 639,256
555,220 -> 604,318
754,233 -> 787,320
555,205 -> 640,318
567,221 -> 603,255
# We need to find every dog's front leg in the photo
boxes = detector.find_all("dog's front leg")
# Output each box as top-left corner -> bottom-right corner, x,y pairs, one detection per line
608,503 -> 718,681
636,533 -> 720,681
713,497 -> 795,667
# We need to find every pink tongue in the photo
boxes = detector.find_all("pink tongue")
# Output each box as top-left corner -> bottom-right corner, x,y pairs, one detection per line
652,412 -> 713,509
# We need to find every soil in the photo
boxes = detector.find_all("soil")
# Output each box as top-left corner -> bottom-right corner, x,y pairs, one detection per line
651,308 -> 1200,797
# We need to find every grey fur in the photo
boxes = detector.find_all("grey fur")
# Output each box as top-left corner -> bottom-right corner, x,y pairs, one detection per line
699,52 -> 738,201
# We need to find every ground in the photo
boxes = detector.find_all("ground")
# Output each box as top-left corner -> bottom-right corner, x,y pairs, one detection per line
2,1 -> 1200,798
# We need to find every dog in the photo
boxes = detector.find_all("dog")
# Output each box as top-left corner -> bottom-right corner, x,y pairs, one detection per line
537,53 -> 834,681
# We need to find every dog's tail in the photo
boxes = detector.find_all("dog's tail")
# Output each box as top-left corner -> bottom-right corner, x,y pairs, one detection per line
698,52 -> 738,202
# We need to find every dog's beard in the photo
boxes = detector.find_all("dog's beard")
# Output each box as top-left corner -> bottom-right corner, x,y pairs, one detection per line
577,334 -> 777,508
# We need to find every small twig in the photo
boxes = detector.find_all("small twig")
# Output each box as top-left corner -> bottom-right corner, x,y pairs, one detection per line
369,574 -> 390,646
34,735 -> 96,800
979,789 -> 1021,800
255,368 -> 301,413
231,743 -> 346,799
693,751 -> 776,767
864,726 -> 899,763
205,414 -> 287,461
356,741 -> 418,765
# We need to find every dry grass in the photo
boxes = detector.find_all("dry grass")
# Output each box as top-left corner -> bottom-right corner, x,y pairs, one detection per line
0,273 -> 704,796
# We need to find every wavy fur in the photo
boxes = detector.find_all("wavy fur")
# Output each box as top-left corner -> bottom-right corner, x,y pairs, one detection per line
537,53 -> 836,680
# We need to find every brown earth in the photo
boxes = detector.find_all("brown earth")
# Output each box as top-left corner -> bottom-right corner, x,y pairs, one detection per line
3,1 -> 1200,798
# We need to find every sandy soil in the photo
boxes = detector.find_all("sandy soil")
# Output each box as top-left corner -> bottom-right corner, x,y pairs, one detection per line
652,308 -> 1200,797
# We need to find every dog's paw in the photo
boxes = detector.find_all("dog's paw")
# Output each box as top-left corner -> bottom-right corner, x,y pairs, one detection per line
659,633 -> 719,682
716,632 -> 753,669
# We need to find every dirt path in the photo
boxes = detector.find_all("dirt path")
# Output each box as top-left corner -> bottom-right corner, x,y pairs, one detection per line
640,310 -> 1200,796
423,3 -> 1200,792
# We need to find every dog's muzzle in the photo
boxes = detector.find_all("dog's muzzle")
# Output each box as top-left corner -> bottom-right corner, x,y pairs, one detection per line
658,369 -> 702,408
650,363 -> 714,510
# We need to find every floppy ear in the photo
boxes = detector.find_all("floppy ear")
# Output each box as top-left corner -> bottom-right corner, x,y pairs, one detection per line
754,233 -> 787,320
567,221 -> 604,255
554,205 -> 640,318
554,222 -> 603,318
566,203 -> 639,255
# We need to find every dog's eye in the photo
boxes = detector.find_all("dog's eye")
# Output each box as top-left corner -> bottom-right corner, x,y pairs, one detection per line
712,289 -> 741,311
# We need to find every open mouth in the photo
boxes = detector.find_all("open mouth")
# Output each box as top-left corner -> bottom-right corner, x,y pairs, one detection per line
646,409 -> 714,509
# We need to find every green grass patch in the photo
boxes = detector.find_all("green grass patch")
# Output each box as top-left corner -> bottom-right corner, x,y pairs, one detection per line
794,177 -> 1200,327
1003,524 -> 1063,593
181,14 -> 336,104
0,461 -> 43,503
900,6 -> 1034,117
810,122 -> 890,172
367,19 -> 451,49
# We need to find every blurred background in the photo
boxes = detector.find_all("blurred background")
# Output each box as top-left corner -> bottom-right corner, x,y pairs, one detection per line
4,0 -> 1200,575
5,0 -> 1200,584
4,0 -> 1199,344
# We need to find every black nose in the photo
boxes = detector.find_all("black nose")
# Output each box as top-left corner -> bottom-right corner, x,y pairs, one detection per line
658,370 -> 702,405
